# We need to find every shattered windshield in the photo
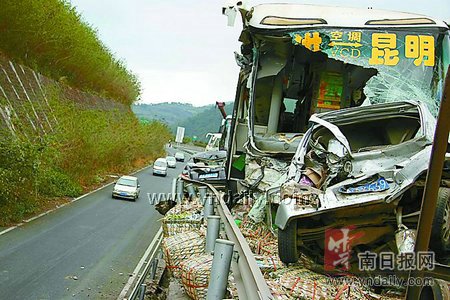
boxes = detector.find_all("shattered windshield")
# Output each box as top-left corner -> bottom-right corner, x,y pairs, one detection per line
248,27 -> 448,154
289,28 -> 449,116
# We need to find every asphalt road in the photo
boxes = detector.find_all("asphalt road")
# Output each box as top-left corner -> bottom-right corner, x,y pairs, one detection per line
0,149 -> 189,300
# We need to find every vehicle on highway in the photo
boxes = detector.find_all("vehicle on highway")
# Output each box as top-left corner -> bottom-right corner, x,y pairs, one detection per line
191,150 -> 227,165
276,101 -> 450,264
181,150 -> 227,185
112,175 -> 140,201
175,152 -> 185,162
153,158 -> 168,176
221,2 -> 450,266
181,102 -> 231,186
205,133 -> 222,152
222,2 -> 450,204
166,156 -> 177,168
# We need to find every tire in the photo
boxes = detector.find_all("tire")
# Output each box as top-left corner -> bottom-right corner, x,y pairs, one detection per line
278,220 -> 299,264
431,187 -> 450,255
419,278 -> 449,300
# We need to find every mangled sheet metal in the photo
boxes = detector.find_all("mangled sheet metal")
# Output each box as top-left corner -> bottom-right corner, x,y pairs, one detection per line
243,155 -> 288,191
233,13 -> 449,238
243,155 -> 288,223
276,100 -> 448,263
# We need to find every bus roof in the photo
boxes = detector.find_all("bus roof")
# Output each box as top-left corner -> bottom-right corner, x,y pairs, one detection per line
246,3 -> 448,30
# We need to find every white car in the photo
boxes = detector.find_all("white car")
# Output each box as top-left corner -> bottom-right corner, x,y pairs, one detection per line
175,152 -> 185,162
166,156 -> 176,168
153,158 -> 168,176
112,175 -> 140,201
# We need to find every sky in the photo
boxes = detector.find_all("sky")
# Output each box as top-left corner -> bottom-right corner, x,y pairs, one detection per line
70,0 -> 449,106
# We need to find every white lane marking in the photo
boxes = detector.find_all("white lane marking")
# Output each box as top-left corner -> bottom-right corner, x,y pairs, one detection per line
117,227 -> 163,300
0,163 -> 155,236
0,226 -> 19,236
24,210 -> 53,223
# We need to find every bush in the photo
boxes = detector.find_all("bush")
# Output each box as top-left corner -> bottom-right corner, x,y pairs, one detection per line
50,97 -> 171,185
37,168 -> 82,197
0,137 -> 41,224
0,1 -> 171,225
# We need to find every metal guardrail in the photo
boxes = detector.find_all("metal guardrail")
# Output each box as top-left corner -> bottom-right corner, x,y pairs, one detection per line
182,177 -> 274,300
123,146 -> 274,299
118,227 -> 163,300
171,144 -> 202,155
424,262 -> 450,282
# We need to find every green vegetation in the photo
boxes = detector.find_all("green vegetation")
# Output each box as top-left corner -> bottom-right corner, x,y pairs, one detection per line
0,0 -> 140,104
133,102 -> 233,141
179,104 -> 233,142
0,96 -> 171,225
132,102 -> 208,128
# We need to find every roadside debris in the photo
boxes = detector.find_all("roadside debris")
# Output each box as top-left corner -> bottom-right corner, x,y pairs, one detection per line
161,203 -> 203,237
179,254 -> 213,300
158,193 -> 237,300
163,231 -> 205,278
233,204 -> 407,300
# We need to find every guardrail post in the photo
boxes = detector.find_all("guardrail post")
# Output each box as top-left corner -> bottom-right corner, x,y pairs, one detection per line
206,216 -> 221,253
171,178 -> 177,201
176,178 -> 184,202
186,183 -> 196,199
207,239 -> 235,300
198,186 -> 208,204
138,284 -> 146,300
149,258 -> 158,280
204,195 -> 215,218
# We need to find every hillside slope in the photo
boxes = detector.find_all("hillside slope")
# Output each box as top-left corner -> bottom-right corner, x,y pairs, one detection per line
132,102 -> 233,141
179,104 -> 233,141
132,102 -> 205,127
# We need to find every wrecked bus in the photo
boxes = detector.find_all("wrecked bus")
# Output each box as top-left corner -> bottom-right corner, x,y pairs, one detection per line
223,2 -> 449,262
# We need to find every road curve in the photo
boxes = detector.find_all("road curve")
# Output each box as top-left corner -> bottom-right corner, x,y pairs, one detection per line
0,150 -> 188,300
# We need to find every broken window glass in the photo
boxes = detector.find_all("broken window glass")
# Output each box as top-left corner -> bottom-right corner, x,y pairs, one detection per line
248,28 -> 448,155
289,28 -> 449,116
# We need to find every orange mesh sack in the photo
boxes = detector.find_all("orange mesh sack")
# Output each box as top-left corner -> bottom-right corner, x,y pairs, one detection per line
180,253 -> 213,300
162,231 -> 205,278
162,203 -> 203,237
